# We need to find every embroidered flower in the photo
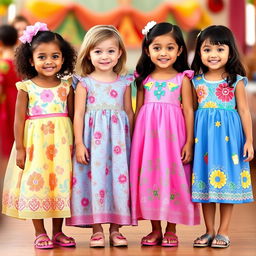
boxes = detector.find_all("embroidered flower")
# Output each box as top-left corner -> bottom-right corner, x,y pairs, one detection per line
215,83 -> 234,102
27,172 -> 44,191
57,87 -> 67,101
88,96 -> 95,103
55,165 -> 64,174
110,89 -> 118,98
72,177 -> 77,186
240,170 -> 251,189
99,189 -> 105,198
49,173 -> 57,191
31,105 -> 43,115
111,114 -> 118,123
105,167 -> 109,175
41,121 -> 55,135
196,84 -> 208,103
87,171 -> 92,180
49,104 -> 61,113
40,89 -> 54,102
215,121 -> 221,127
113,145 -> 122,154
81,197 -> 89,207
89,117 -> 94,127
118,174 -> 127,184
203,101 -> 217,108
46,144 -> 57,161
94,131 -> 102,139
209,169 -> 227,189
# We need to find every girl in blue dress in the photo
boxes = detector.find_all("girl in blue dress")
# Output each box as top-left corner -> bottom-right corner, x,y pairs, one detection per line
191,25 -> 254,248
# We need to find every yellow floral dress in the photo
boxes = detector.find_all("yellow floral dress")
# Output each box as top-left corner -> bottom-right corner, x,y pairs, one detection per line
2,79 -> 73,219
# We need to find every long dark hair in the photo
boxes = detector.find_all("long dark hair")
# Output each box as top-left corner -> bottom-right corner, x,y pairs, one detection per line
135,22 -> 189,90
15,31 -> 76,79
191,25 -> 246,87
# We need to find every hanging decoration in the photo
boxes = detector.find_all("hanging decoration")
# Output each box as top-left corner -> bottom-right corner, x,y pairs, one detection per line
207,0 -> 224,13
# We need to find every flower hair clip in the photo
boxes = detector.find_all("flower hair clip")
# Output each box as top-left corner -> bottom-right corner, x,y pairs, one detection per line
19,22 -> 49,44
142,21 -> 157,37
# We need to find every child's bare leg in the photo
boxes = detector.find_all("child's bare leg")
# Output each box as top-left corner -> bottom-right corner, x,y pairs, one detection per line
194,203 -> 216,244
212,203 -> 233,246
163,222 -> 177,245
52,218 -> 75,244
32,219 -> 53,247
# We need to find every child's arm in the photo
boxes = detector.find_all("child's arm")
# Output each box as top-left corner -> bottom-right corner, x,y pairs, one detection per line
124,86 -> 134,136
134,88 -> 144,121
67,86 -> 74,121
192,87 -> 198,110
14,90 -> 28,169
181,76 -> 194,164
236,81 -> 254,161
73,82 -> 90,164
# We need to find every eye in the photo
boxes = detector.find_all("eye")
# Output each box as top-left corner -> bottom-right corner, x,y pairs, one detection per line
217,48 -> 225,52
167,46 -> 174,51
94,50 -> 101,54
108,49 -> 116,54
52,54 -> 60,59
37,55 -> 45,60
153,46 -> 160,51
203,48 -> 210,53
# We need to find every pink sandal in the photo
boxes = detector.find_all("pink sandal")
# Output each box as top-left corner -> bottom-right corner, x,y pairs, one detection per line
34,233 -> 54,249
89,232 -> 105,248
161,231 -> 179,247
109,231 -> 128,247
141,230 -> 162,246
52,232 -> 76,247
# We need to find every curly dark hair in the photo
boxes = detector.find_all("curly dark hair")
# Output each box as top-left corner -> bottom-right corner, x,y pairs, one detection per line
15,30 -> 77,79
135,22 -> 189,90
0,25 -> 17,46
191,25 -> 246,87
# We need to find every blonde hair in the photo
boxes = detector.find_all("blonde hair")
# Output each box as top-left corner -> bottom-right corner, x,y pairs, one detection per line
76,25 -> 127,76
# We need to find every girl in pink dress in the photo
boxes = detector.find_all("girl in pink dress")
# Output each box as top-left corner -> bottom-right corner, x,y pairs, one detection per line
130,22 -> 200,247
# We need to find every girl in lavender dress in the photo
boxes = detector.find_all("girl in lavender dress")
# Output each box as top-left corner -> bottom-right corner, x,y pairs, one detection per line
67,25 -> 134,248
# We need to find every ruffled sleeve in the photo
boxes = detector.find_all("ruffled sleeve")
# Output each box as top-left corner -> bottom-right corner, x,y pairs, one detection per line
16,81 -> 28,92
72,74 -> 87,91
121,74 -> 135,87
234,75 -> 248,87
183,70 -> 194,80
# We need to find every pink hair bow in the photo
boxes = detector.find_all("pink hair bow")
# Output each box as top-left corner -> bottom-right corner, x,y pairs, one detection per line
19,22 -> 49,44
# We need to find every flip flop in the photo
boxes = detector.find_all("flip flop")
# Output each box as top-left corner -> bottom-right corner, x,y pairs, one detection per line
141,230 -> 162,246
52,232 -> 76,247
161,231 -> 178,247
34,233 -> 54,249
211,234 -> 230,248
193,233 -> 214,247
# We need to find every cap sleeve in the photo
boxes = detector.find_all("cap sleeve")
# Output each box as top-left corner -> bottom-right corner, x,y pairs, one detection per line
72,74 -> 87,91
234,75 -> 248,87
183,70 -> 194,80
121,74 -> 134,87
16,81 -> 27,92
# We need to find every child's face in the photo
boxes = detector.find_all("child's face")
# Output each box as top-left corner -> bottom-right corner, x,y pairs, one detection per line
147,33 -> 182,70
200,39 -> 229,72
30,42 -> 64,78
89,37 -> 122,73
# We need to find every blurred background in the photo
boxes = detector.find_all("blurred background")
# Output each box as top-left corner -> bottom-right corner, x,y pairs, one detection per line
0,0 -> 256,254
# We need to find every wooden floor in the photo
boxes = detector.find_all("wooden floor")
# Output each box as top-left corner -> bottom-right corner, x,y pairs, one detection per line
0,159 -> 256,256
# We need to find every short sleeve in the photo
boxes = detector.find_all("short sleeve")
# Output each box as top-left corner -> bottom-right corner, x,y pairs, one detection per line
121,74 -> 135,87
72,74 -> 87,91
16,81 -> 27,92
234,75 -> 248,87
183,70 -> 194,80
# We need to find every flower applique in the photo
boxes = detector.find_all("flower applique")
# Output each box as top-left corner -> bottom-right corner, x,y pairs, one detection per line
144,82 -> 154,91
167,82 -> 179,92
154,82 -> 166,100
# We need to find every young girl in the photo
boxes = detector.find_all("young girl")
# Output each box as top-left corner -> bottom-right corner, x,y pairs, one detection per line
66,25 -> 134,247
2,22 -> 77,249
130,21 -> 200,247
191,25 -> 254,248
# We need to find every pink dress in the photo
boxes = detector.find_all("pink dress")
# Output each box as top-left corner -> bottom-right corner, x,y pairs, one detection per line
130,71 -> 200,225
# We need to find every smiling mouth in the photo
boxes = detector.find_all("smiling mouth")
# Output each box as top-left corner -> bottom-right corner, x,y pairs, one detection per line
208,60 -> 219,64
158,58 -> 170,62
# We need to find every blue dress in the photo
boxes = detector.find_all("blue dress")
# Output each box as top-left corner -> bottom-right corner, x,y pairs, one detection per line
192,74 -> 254,204
66,75 -> 133,226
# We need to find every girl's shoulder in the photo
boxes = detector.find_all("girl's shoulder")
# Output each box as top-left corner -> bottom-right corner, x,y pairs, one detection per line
15,79 -> 33,92
234,75 -> 248,87
119,74 -> 134,86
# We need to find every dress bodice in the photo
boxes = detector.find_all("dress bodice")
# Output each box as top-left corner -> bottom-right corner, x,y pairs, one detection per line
73,75 -> 133,111
143,70 -> 194,106
192,74 -> 247,110
16,79 -> 71,116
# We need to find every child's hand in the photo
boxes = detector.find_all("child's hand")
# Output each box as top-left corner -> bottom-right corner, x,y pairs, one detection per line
16,148 -> 26,169
181,143 -> 193,164
243,141 -> 254,162
76,143 -> 90,165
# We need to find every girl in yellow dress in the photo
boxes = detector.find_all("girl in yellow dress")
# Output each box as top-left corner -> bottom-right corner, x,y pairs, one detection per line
2,22 -> 77,249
